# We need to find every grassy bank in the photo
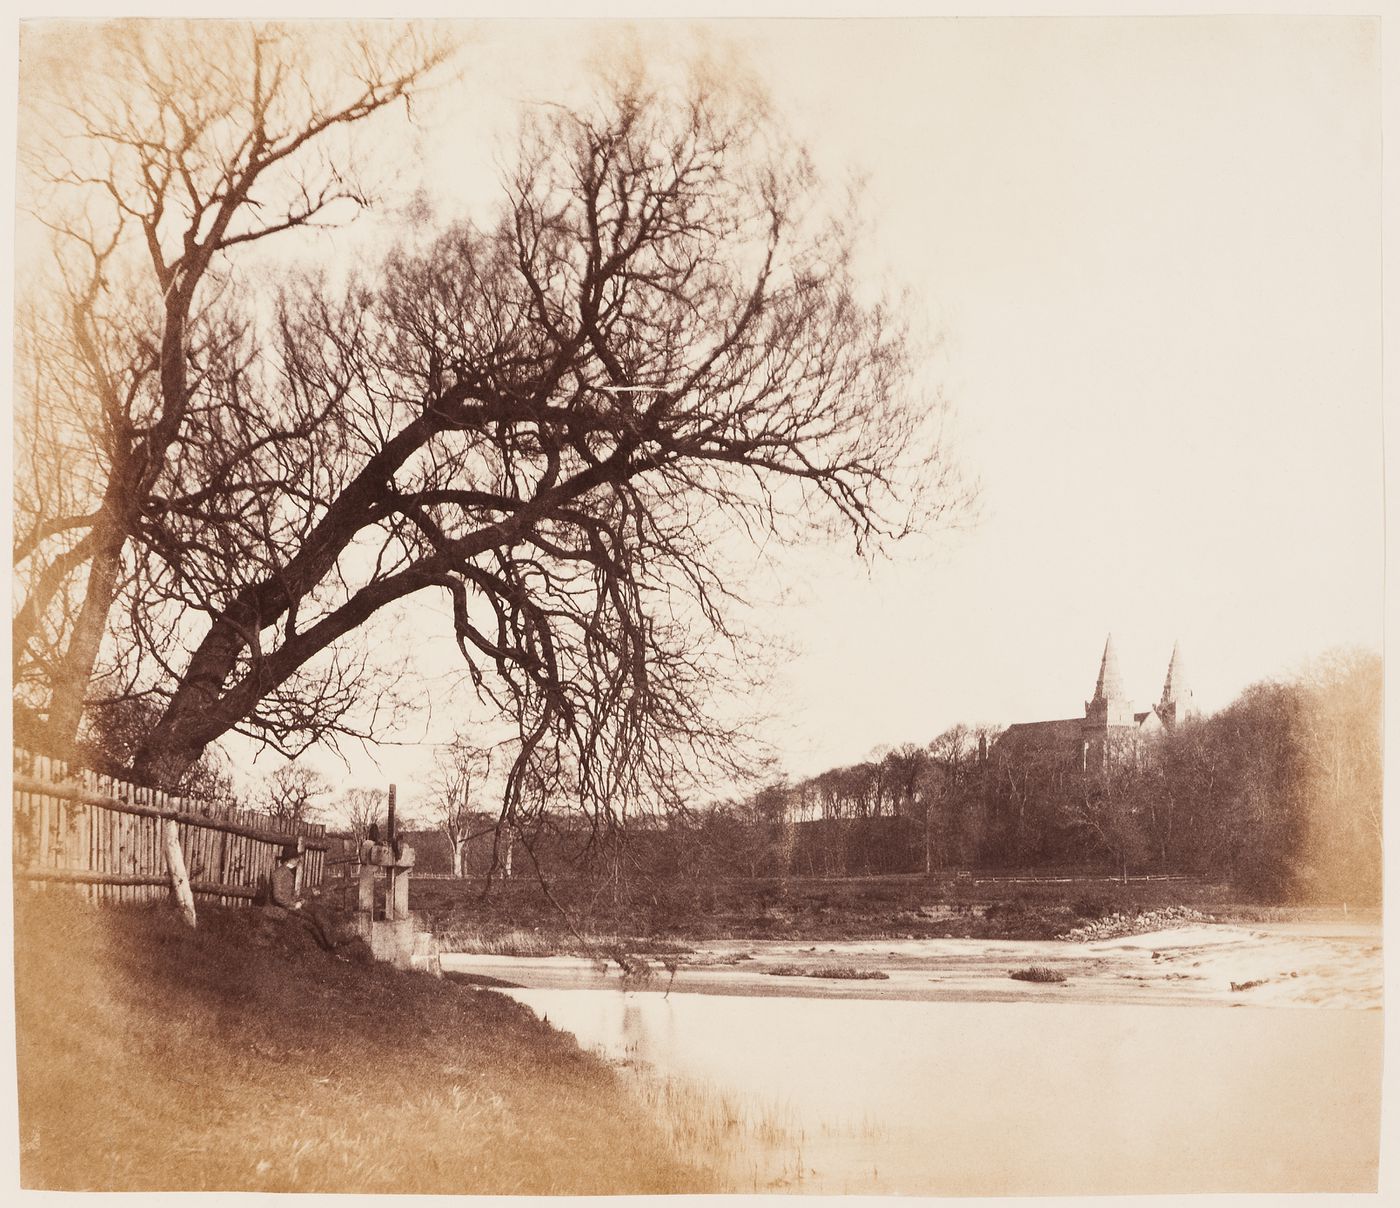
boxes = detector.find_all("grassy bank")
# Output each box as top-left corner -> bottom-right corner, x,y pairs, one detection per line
408,871 -> 1259,952
13,891 -> 713,1194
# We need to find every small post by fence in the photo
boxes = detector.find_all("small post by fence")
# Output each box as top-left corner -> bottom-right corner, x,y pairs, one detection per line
163,818 -> 197,927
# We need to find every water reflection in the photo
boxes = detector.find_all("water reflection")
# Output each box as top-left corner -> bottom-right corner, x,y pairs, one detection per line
502,984 -> 1380,1195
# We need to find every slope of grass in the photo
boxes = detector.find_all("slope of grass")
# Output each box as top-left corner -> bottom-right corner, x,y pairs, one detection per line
13,891 -> 712,1195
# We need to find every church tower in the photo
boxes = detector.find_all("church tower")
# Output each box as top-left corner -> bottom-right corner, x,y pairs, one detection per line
1157,640 -> 1196,728
1084,634 -> 1135,726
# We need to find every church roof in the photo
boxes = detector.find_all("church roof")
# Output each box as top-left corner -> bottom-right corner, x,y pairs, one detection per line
994,718 -> 1084,761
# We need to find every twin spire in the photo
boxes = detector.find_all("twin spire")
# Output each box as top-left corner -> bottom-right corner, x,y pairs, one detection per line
1087,634 -> 1194,727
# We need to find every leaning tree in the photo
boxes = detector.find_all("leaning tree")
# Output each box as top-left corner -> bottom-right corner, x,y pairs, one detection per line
18,38 -> 965,844
13,20 -> 448,755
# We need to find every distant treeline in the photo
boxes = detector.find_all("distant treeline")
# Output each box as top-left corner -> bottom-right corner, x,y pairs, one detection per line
747,648 -> 1379,903
392,650 -> 1382,905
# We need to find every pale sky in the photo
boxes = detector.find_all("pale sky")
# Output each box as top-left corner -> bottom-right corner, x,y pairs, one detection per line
28,16 -> 1376,804
283,15 -> 1382,805
729,18 -> 1383,773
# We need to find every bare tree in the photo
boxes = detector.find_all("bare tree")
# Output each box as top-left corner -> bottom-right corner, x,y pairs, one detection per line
337,786 -> 388,845
13,21 -> 448,759
427,738 -> 493,877
22,46 -> 965,850
254,762 -> 331,828
122,66 -> 964,822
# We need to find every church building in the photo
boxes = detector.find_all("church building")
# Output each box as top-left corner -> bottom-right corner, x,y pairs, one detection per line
993,636 -> 1197,771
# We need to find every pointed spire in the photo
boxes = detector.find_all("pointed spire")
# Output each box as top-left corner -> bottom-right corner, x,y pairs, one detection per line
1092,634 -> 1125,704
1160,640 -> 1183,704
1159,640 -> 1194,724
1085,633 -> 1133,724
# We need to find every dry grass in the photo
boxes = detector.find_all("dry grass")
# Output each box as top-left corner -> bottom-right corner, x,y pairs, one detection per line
625,1070 -> 809,1192
435,923 -> 691,960
13,890 -> 712,1195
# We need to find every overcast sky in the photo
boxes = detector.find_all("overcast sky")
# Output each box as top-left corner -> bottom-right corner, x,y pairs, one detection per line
208,16 -> 1382,802
737,17 -> 1383,772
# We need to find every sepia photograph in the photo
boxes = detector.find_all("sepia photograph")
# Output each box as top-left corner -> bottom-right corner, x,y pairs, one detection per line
6,7 -> 1387,1200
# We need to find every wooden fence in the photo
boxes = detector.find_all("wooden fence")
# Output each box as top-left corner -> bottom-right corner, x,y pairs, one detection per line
13,749 -> 328,908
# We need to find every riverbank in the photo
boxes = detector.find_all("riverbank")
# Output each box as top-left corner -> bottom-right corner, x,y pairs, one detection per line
410,870 -> 1374,955
12,893 -> 711,1194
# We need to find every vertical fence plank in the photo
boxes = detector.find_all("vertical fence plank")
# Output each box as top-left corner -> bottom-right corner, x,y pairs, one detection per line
172,803 -> 180,901
17,751 -> 29,890
19,753 -> 33,894
194,802 -> 205,900
104,777 -> 115,905
149,787 -> 160,904
140,784 -> 150,904
123,784 -> 134,905
102,774 -> 112,906
117,786 -> 128,906
91,773 -> 102,904
121,776 -> 130,904
153,790 -> 162,903
81,767 -> 93,905
101,774 -> 112,905
35,754 -> 50,887
217,830 -> 229,907
134,783 -> 143,903
51,763 -> 64,873
138,785 -> 148,903
196,803 -> 208,896
123,785 -> 134,905
152,787 -> 162,904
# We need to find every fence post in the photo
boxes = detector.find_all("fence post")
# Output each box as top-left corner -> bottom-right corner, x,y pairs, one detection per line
163,818 -> 198,928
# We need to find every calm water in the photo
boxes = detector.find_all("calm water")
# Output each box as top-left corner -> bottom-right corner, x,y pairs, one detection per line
488,976 -> 1380,1194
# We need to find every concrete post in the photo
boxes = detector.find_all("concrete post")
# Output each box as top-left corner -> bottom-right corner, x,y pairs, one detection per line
358,864 -> 376,915
390,867 -> 410,920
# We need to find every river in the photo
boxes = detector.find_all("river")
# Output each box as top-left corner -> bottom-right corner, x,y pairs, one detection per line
442,924 -> 1382,1194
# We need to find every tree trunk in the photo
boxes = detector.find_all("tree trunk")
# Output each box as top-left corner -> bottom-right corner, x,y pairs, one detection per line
451,838 -> 465,878
45,513 -> 126,750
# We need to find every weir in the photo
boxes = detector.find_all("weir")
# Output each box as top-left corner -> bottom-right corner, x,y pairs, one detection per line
348,784 -> 440,974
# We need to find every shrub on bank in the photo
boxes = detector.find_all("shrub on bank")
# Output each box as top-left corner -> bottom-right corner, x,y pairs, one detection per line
1008,967 -> 1067,984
